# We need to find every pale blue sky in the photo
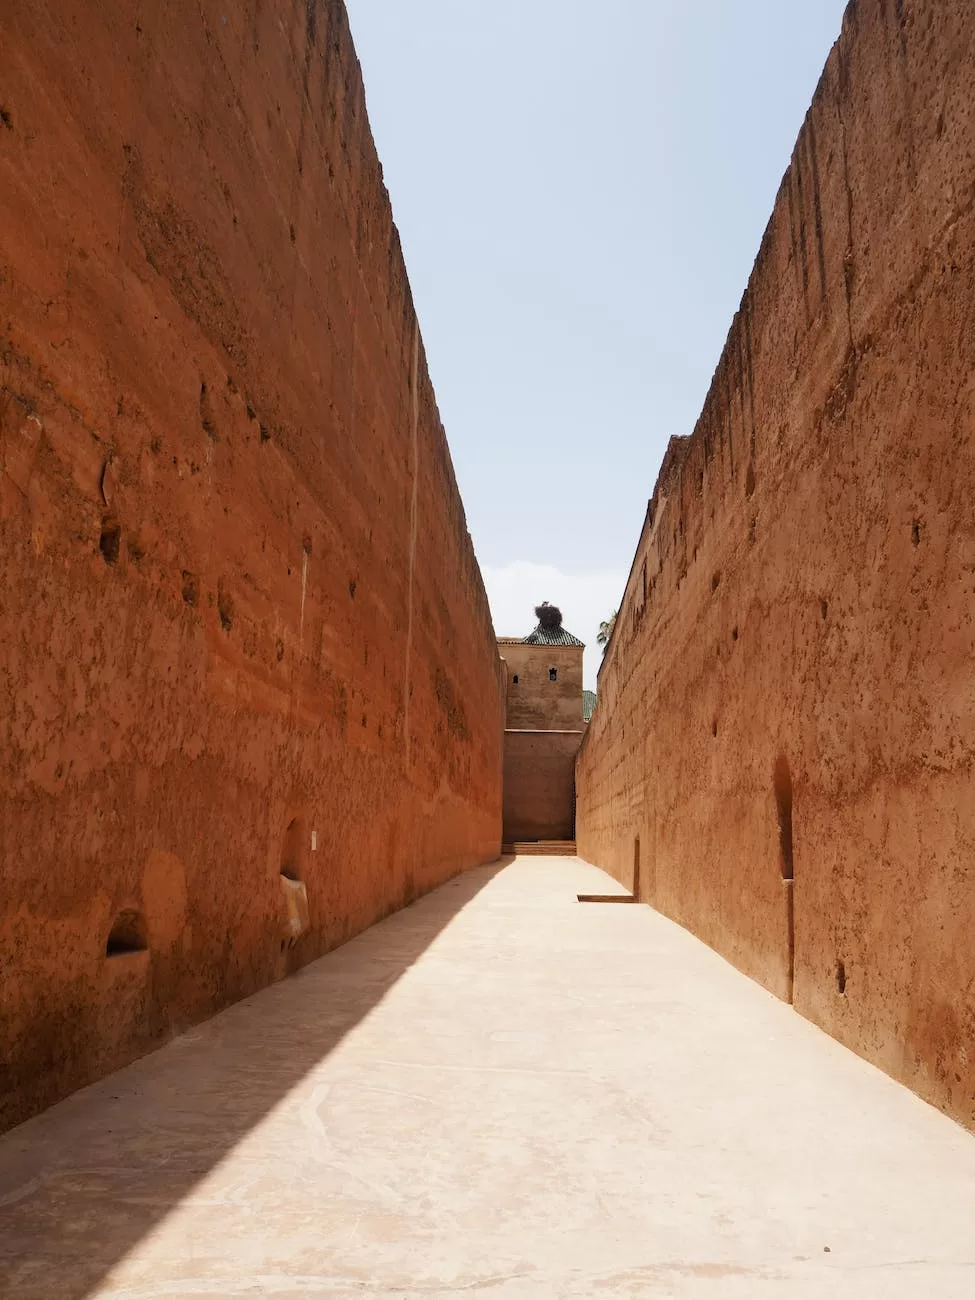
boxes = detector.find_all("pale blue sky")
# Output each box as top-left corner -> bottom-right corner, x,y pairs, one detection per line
345,1 -> 849,685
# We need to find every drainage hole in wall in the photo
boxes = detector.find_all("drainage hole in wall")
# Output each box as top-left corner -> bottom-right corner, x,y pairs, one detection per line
820,598 -> 828,621
836,960 -> 847,994
732,625 -> 739,642
912,519 -> 921,547
106,909 -> 148,957
711,719 -> 718,737
99,518 -> 122,565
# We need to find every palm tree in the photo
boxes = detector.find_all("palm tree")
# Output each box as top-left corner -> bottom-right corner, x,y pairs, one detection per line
596,610 -> 618,654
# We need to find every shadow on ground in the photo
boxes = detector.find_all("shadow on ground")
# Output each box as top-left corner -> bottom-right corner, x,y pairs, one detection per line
0,859 -> 510,1299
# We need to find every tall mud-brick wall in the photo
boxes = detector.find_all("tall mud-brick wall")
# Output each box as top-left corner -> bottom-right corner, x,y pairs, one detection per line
577,0 -> 975,1131
0,0 -> 503,1132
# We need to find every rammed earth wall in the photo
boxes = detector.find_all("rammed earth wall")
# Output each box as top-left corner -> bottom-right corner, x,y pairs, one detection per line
576,0 -> 975,1131
0,0 -> 503,1132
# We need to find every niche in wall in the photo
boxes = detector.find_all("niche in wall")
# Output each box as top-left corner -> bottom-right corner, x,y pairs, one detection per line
280,816 -> 307,882
106,909 -> 148,957
773,754 -> 795,1005
279,815 -> 311,947
773,755 -> 794,881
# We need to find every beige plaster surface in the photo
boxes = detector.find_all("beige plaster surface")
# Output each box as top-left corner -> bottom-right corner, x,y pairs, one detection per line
1,856 -> 974,1299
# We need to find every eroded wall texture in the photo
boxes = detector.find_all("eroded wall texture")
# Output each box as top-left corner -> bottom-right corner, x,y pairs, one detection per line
577,0 -> 975,1130
0,0 -> 503,1132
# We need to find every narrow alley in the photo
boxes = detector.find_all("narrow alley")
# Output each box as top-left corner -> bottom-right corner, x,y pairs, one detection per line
2,856 -> 973,1299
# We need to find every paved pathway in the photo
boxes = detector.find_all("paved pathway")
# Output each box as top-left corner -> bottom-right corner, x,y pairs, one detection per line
2,856 -> 974,1298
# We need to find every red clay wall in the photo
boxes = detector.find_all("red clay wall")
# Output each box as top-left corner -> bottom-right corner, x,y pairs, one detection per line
0,0 -> 502,1132
503,731 -> 581,843
577,0 -> 975,1131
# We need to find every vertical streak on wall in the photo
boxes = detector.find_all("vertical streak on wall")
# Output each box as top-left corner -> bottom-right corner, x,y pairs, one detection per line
403,316 -> 420,768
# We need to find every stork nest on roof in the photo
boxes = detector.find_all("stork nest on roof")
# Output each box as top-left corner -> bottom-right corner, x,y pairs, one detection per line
534,602 -> 563,631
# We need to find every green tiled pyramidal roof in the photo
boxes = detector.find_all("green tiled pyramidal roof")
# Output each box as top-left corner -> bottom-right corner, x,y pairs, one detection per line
522,623 -> 585,647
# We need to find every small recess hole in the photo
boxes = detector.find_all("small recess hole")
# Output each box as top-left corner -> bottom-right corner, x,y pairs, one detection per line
99,518 -> 121,565
217,582 -> 234,631
281,817 -> 304,882
199,381 -> 216,439
106,909 -> 148,957
912,519 -> 921,547
836,960 -> 847,995
773,755 -> 794,882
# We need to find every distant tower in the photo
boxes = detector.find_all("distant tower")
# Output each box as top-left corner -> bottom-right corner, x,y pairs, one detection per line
498,602 -> 585,730
497,603 -> 587,847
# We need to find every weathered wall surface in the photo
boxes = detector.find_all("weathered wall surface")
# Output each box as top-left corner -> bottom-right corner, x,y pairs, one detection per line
503,731 -> 581,843
0,0 -> 503,1132
500,645 -> 585,731
577,0 -> 975,1130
